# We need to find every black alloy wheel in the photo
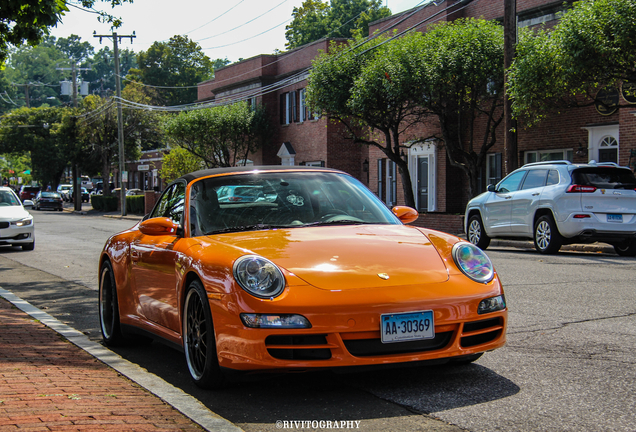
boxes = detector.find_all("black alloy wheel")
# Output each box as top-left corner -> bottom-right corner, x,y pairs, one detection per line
99,260 -> 124,345
183,280 -> 226,389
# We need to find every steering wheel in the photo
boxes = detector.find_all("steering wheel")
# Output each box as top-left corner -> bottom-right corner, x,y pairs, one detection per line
319,209 -> 350,221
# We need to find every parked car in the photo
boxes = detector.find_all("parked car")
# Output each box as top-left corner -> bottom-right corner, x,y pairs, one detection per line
126,188 -> 144,196
216,185 -> 266,203
19,185 -> 40,202
56,184 -> 72,202
465,160 -> 636,256
33,191 -> 63,211
99,166 -> 507,389
0,186 -> 35,250
69,187 -> 90,203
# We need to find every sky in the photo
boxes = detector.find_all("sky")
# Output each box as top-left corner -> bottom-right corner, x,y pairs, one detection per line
49,0 -> 423,63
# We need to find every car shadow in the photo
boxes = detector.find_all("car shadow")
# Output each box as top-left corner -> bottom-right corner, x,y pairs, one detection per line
112,341 -> 520,427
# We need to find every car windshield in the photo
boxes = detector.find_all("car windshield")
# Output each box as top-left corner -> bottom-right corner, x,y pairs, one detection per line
0,190 -> 21,206
189,171 -> 399,236
572,167 -> 636,189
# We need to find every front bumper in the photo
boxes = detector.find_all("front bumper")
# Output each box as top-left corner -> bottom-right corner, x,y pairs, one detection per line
0,225 -> 34,246
212,280 -> 507,372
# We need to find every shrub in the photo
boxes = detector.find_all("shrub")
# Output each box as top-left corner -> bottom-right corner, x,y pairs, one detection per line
91,195 -> 118,212
126,195 -> 145,215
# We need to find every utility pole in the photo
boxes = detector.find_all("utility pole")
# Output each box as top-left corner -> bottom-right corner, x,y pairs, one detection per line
93,31 -> 136,216
57,62 -> 91,211
503,0 -> 518,175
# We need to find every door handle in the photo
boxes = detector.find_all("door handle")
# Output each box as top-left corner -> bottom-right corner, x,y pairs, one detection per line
503,195 -> 512,199
131,249 -> 140,262
532,193 -> 540,196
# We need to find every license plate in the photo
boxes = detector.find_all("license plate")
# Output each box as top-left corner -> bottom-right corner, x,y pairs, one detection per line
607,214 -> 623,223
380,310 -> 434,343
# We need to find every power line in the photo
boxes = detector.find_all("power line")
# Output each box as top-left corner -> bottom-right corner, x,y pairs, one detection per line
194,0 -> 288,42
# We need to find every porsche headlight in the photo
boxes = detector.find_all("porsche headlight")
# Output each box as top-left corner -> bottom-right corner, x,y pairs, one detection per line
452,242 -> 494,283
233,255 -> 286,299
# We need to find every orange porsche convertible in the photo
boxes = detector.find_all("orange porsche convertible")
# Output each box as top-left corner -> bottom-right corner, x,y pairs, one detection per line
99,166 -> 507,388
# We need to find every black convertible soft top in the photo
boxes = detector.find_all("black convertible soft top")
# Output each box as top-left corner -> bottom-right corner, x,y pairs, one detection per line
178,165 -> 340,184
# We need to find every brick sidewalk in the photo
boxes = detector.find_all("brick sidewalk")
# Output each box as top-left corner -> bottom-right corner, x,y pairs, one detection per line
0,298 -> 202,431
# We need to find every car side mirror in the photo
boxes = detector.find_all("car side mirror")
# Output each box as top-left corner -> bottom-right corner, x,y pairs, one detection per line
392,206 -> 419,224
23,200 -> 34,208
487,184 -> 496,193
138,217 -> 179,236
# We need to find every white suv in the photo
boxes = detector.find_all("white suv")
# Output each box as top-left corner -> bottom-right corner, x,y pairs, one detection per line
464,161 -> 636,255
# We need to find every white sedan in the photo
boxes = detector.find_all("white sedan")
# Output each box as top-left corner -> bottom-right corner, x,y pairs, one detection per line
0,186 -> 35,251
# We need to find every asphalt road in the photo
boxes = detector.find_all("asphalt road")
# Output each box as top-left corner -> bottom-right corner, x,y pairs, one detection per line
1,207 -> 635,432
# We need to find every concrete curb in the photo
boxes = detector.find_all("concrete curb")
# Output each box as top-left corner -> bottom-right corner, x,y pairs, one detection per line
0,287 -> 243,432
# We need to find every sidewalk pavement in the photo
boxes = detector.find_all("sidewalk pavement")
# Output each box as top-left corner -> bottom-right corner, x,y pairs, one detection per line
0,289 -> 242,432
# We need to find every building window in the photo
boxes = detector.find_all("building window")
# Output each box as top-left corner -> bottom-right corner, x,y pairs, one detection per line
280,92 -> 297,125
377,159 -> 385,202
247,97 -> 256,110
525,149 -> 573,165
487,153 -> 502,186
304,161 -> 324,167
299,89 -> 306,122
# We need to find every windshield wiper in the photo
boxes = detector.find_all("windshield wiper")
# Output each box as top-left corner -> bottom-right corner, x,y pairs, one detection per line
303,219 -> 375,227
204,224 -> 291,235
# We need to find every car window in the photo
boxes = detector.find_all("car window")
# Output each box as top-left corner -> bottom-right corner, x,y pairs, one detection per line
521,169 -> 548,190
151,182 -> 186,227
0,190 -> 21,206
572,167 -> 636,189
188,171 -> 399,236
546,170 -> 560,186
497,171 -> 526,193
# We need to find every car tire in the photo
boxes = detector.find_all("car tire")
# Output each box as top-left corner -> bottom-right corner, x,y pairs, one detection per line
614,240 -> 636,257
534,215 -> 562,254
467,215 -> 491,250
183,279 -> 227,389
22,241 -> 35,251
99,260 -> 125,346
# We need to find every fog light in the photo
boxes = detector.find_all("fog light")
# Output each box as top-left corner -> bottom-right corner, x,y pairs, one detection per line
478,295 -> 506,314
240,313 -> 312,329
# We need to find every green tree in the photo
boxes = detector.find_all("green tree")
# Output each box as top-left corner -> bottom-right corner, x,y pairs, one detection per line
409,19 -> 505,199
308,33 -> 425,208
136,35 -> 213,106
0,106 -> 73,188
4,40 -> 67,108
76,94 -> 163,195
159,147 -> 205,184
508,0 -> 636,124
308,19 -> 504,205
84,46 -> 137,98
55,34 -> 95,62
0,0 -> 132,66
285,0 -> 391,50
163,102 -> 271,168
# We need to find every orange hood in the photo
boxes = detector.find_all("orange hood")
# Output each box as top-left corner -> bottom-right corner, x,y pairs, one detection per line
209,225 -> 449,290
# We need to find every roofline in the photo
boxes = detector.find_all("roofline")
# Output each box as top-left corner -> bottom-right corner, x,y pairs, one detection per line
177,165 -> 345,184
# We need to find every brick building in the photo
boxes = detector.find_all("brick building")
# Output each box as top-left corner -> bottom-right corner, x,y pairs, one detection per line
197,0 -> 636,234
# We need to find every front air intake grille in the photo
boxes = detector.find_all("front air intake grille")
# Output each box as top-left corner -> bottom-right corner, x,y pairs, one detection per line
460,317 -> 504,348
0,222 -> 9,229
343,332 -> 452,357
265,334 -> 332,360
